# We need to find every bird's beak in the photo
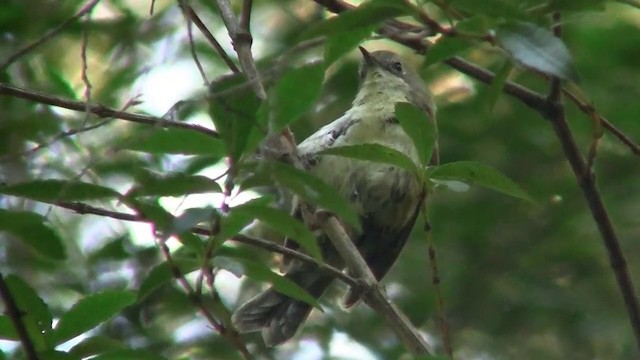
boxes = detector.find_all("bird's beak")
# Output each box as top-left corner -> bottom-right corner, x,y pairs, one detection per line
359,46 -> 376,68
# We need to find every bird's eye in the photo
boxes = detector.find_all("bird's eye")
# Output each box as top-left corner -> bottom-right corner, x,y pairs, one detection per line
391,61 -> 403,73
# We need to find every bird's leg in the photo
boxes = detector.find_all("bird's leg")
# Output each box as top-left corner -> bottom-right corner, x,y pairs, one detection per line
300,203 -> 335,231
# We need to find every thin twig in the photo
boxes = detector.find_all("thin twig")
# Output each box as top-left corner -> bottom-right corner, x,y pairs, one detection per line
546,13 -> 640,353
180,3 -> 241,74
51,201 -> 357,286
0,273 -> 39,360
0,82 -> 219,138
179,1 -> 210,85
80,8 -> 93,125
0,119 -> 111,163
421,200 -> 451,358
0,0 -> 101,70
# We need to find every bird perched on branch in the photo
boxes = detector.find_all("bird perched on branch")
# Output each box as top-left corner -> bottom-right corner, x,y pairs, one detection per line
232,47 -> 438,346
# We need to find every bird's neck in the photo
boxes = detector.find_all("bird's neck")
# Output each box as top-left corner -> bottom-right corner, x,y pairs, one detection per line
350,74 -> 410,121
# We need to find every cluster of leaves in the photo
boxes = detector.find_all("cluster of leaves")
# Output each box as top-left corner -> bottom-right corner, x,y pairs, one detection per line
1,0 -> 639,359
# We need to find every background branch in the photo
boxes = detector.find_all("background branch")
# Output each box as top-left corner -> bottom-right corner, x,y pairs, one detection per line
0,82 -> 219,138
0,273 -> 39,360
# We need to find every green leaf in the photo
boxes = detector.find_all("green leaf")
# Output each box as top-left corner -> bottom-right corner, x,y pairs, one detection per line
430,161 -> 533,202
137,259 -> 200,301
483,61 -> 514,113
218,196 -> 273,240
268,162 -> 361,231
208,85 -> 262,161
122,127 -> 224,156
318,143 -> 419,174
129,170 -> 222,197
395,102 -> 436,166
69,336 -> 126,358
5,275 -> 52,349
268,63 -> 325,131
168,207 -> 217,237
448,0 -> 526,19
301,0 -> 410,39
424,37 -> 472,67
53,290 -> 137,344
0,316 -> 18,340
91,350 -> 169,360
0,209 -> 65,260
0,180 -> 120,202
324,26 -> 374,66
232,203 -> 321,260
496,21 -> 580,82
214,256 -> 322,309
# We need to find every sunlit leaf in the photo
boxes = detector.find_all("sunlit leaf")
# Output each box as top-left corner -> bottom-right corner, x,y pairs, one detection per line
122,127 -> 224,156
69,336 -> 127,358
324,26 -> 374,66
129,170 -> 222,197
5,275 -> 52,349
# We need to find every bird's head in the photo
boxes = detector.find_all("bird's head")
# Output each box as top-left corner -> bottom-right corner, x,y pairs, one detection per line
355,47 -> 434,115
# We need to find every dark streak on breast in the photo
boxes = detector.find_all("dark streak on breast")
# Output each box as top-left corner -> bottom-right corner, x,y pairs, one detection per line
328,119 -> 358,147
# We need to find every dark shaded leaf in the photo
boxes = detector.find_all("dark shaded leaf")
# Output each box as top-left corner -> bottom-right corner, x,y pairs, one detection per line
483,61 -> 514,113
214,256 -> 322,309
496,21 -> 579,81
424,37 -> 472,66
5,275 -> 52,349
268,63 -> 325,131
268,162 -> 361,231
91,350 -> 169,360
0,180 -> 120,202
0,209 -> 65,260
129,170 -> 222,197
0,316 -> 18,340
302,1 -> 410,39
232,203 -> 321,260
69,336 -> 126,358
431,161 -> 533,202
53,290 -> 136,344
324,26 -> 374,66
137,259 -> 200,301
395,102 -> 436,166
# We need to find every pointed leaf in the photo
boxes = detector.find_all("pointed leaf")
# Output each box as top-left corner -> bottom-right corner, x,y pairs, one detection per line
138,259 -> 200,301
129,170 -> 222,197
0,180 -> 120,202
53,290 -> 136,344
232,203 -> 321,260
268,63 -> 325,132
69,336 -> 126,358
318,143 -> 418,174
302,1 -> 410,39
483,61 -> 514,113
424,37 -> 473,66
122,127 -> 224,156
0,209 -> 65,260
324,26 -> 374,66
496,21 -> 579,81
214,256 -> 322,309
395,102 -> 436,166
5,275 -> 52,349
0,316 -> 18,340
268,162 -> 361,231
431,161 -> 533,202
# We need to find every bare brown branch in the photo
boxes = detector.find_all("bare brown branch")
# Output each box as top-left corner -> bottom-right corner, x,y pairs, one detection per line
0,82 -> 219,138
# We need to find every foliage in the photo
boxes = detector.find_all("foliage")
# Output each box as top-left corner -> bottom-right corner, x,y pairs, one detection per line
1,0 -> 639,359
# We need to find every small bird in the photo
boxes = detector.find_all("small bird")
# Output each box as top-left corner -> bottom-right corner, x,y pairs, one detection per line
232,47 -> 438,346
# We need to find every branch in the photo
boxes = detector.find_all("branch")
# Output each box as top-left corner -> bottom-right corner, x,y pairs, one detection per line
546,14 -> 640,353
51,201 -> 356,287
0,82 -> 219,138
179,3 -> 241,74
214,0 -> 266,100
0,273 -> 39,360
321,217 -> 433,356
0,0 -> 100,70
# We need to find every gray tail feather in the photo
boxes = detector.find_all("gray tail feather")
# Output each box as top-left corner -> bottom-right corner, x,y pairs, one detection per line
232,276 -> 333,346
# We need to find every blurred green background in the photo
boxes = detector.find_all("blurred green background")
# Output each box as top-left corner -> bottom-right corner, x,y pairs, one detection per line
1,0 -> 639,359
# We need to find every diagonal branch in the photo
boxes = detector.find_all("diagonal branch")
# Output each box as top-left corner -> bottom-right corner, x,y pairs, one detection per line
0,273 -> 39,360
0,82 -> 219,138
0,0 -> 101,70
546,13 -> 640,353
